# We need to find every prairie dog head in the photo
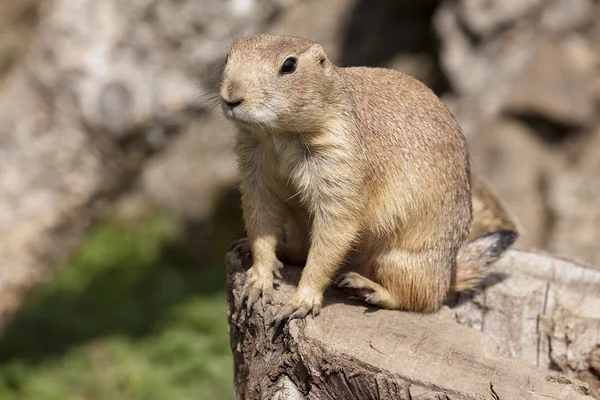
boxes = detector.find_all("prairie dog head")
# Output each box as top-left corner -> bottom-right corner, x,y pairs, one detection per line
220,34 -> 337,133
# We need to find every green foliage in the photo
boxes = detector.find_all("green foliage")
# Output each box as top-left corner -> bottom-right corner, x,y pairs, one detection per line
0,215 -> 234,400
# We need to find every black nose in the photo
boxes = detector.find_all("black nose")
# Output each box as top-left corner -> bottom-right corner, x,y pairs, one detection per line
224,97 -> 244,109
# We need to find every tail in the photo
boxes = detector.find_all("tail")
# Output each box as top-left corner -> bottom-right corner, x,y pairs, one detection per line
470,178 -> 521,239
450,229 -> 519,293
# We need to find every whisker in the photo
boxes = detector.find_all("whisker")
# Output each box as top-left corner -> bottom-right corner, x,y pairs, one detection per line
192,92 -> 220,103
194,98 -> 223,136
222,16 -> 235,45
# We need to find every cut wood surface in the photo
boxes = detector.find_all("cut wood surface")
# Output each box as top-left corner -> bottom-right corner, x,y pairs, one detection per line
453,249 -> 600,397
226,244 -> 598,399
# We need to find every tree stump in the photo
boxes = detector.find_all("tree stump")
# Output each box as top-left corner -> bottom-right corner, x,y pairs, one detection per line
226,244 -> 600,399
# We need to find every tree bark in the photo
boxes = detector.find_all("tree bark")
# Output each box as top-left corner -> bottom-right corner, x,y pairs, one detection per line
226,244 -> 599,399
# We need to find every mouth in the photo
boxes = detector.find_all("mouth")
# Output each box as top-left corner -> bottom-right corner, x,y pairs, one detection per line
223,104 -> 236,120
221,101 -> 241,121
222,103 -> 251,124
221,102 -> 275,127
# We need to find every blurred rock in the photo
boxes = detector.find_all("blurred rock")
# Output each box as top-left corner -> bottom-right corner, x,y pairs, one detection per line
435,0 -> 526,110
0,0 -> 300,331
505,41 -> 595,127
142,111 -> 237,220
457,0 -> 544,38
266,0 -> 353,62
436,0 -> 600,121
469,120 -> 562,249
0,0 -> 39,76
267,0 -> 444,88
540,0 -> 596,33
549,129 -> 600,267
436,0 -> 600,264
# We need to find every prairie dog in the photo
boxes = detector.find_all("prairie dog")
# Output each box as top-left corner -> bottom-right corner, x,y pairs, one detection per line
220,34 -> 518,323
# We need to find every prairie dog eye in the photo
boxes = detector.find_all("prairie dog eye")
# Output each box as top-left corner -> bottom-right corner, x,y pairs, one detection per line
280,57 -> 297,74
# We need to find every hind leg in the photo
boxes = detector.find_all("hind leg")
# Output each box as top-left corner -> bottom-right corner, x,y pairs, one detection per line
335,272 -> 400,309
337,248 -> 452,312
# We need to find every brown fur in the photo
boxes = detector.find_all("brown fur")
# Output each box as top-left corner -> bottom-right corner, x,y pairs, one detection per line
470,178 -> 521,239
220,34 -> 517,319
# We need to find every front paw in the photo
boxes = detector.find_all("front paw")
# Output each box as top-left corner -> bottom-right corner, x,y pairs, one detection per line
241,261 -> 283,315
270,290 -> 323,333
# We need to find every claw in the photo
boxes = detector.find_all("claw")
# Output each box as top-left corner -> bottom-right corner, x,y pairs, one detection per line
288,305 -> 310,321
336,276 -> 356,289
270,312 -> 287,340
273,260 -> 284,279
312,302 -> 322,318
239,264 -> 277,316
269,295 -> 322,333
271,304 -> 292,325
269,315 -> 280,329
269,303 -> 292,334
241,282 -> 251,304
235,303 -> 247,333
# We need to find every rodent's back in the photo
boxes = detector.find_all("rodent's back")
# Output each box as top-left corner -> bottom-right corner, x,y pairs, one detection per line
338,67 -> 471,242
339,67 -> 467,178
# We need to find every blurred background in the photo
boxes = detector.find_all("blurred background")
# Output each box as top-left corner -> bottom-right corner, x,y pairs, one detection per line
0,0 -> 599,398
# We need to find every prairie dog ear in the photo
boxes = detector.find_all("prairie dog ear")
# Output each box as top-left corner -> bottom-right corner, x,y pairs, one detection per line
308,43 -> 332,69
